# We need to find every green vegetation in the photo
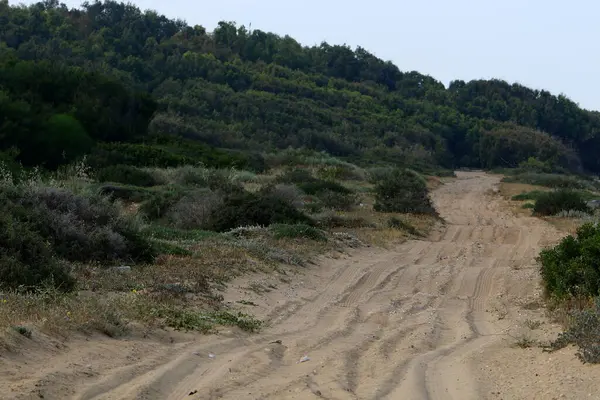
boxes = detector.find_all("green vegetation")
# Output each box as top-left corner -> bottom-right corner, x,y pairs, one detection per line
374,169 -> 437,215
270,223 -> 327,241
1,0 -> 600,174
532,190 -> 590,216
6,0 -> 600,349
539,224 -> 600,363
550,298 -> 600,364
539,223 -> 600,300
503,173 -> 599,190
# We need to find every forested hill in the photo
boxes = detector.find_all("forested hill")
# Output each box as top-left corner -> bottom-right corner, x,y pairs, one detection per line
2,0 -> 600,173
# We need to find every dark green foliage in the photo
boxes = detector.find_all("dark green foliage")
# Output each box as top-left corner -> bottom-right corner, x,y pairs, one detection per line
98,184 -> 153,202
270,223 -> 327,241
96,165 -> 157,187
3,0 -> 600,176
550,297 -> 600,363
532,190 -> 590,216
297,181 -> 351,196
151,241 -> 193,257
503,173 -> 596,190
139,187 -> 187,220
13,326 -> 32,338
36,114 -> 93,169
538,223 -> 600,299
373,169 -> 437,215
208,192 -> 313,232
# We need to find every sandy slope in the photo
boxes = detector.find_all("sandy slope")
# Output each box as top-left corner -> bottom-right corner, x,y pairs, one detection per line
3,171 -> 600,400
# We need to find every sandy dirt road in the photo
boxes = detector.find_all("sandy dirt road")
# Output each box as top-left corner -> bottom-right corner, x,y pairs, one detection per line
4,171 -> 600,400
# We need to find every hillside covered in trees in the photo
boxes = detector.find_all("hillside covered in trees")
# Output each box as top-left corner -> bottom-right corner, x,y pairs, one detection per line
1,0 -> 600,173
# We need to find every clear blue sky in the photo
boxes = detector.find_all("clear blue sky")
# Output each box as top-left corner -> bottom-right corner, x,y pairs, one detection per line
12,0 -> 600,111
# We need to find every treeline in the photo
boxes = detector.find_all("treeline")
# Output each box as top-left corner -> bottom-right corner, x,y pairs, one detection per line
0,0 -> 599,173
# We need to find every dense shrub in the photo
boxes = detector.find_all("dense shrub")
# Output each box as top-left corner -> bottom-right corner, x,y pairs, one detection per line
538,223 -> 600,299
19,186 -> 155,263
533,190 -> 590,216
139,188 -> 187,220
270,223 -> 327,241
503,173 -> 595,190
317,189 -> 356,211
0,210 -> 75,291
373,169 -> 437,215
96,165 -> 158,187
277,169 -> 318,184
208,193 -> 313,232
0,182 -> 156,290
297,180 -> 351,195
261,184 -> 305,208
166,189 -> 224,230
98,184 -> 153,202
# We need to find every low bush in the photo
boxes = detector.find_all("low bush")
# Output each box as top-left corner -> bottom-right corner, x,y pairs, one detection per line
387,217 -> 421,236
373,169 -> 437,215
19,186 -> 155,263
512,191 -> 545,201
533,190 -> 590,216
139,187 -> 187,220
317,189 -> 356,211
313,211 -> 374,229
538,223 -> 600,299
550,297 -> 600,363
98,184 -> 153,203
503,173 -> 595,190
0,211 -> 75,291
208,192 -> 314,232
261,184 -> 305,208
166,189 -> 224,230
270,223 -> 327,241
297,180 -> 351,196
95,165 -> 157,187
0,182 -> 156,291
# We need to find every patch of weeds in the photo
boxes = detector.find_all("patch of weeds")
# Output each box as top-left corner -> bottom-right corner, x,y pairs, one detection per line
387,217 -> 421,236
93,313 -> 130,338
521,203 -> 534,209
247,282 -> 271,294
210,310 -> 262,332
144,225 -> 218,241
270,223 -> 327,241
13,326 -> 32,338
152,240 -> 192,256
514,333 -> 538,348
237,300 -> 258,306
524,319 -> 542,330
158,308 -> 262,333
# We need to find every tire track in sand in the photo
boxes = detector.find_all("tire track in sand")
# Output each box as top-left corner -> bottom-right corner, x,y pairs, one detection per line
61,171 -> 556,400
